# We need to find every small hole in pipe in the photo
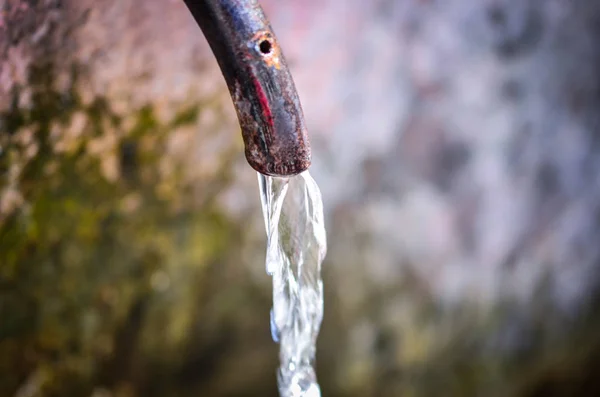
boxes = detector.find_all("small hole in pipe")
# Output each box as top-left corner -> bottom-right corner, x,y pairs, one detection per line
259,40 -> 272,55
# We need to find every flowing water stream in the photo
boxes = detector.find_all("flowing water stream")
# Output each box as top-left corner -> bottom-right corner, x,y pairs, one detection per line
258,171 -> 327,397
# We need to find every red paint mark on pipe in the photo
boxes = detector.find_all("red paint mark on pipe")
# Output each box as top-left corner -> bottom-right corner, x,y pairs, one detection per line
251,75 -> 274,136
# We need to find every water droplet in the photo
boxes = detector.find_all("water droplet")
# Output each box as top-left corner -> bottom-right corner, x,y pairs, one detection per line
270,308 -> 280,343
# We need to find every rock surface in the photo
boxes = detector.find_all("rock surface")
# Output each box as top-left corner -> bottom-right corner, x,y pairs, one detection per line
1,0 -> 600,396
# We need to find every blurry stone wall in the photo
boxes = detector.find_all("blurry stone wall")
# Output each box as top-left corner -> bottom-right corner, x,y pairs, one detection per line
1,0 -> 600,396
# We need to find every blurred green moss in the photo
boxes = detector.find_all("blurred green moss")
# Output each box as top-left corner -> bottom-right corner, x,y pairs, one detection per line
0,60 -> 243,397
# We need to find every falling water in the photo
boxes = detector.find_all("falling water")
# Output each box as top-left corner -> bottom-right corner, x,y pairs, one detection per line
258,171 -> 327,397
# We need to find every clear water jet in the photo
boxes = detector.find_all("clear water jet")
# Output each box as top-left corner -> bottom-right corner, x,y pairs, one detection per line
258,171 -> 327,397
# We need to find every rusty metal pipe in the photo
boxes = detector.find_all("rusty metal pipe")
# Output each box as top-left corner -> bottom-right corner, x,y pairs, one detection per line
182,0 -> 311,176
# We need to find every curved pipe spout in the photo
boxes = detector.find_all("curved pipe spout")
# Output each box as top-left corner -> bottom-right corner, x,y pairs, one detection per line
182,0 -> 311,176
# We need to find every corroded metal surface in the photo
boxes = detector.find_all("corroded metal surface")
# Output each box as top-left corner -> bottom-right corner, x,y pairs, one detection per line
183,0 -> 311,176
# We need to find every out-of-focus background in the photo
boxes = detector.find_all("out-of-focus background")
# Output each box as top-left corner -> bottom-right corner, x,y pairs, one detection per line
2,0 -> 600,396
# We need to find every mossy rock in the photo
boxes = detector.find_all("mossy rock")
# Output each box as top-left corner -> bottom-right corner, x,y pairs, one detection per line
0,49 -> 276,395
